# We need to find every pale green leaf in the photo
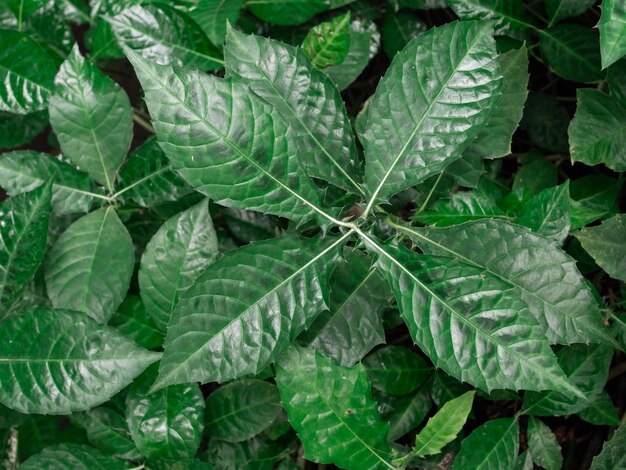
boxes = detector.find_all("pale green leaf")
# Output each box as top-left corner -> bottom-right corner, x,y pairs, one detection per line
303,12 -> 351,68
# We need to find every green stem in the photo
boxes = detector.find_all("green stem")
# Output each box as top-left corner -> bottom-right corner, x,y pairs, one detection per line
132,112 -> 154,133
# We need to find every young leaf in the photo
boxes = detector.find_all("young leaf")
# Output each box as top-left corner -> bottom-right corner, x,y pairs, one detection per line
303,12 -> 351,68
527,417 -> 563,470
575,214 -> 626,282
205,379 -> 282,442
362,20 -> 502,210
0,180 -> 52,316
275,346 -> 394,469
45,206 -> 135,324
546,0 -> 596,25
598,0 -> 626,69
0,308 -> 159,414
413,391 -> 474,457
20,444 -> 132,470
452,418 -> 519,469
515,182 -> 571,244
382,10 -> 427,59
446,0 -> 534,34
246,0 -> 331,26
401,219 -> 613,345
109,296 -> 164,350
0,30 -> 57,114
108,4 -> 223,70
569,88 -> 626,172
154,232 -> 350,389
590,425 -> 626,469
139,199 -> 219,331
181,0 -> 245,47
49,45 -> 132,192
363,346 -> 431,396
126,364 -> 205,459
126,49 -> 339,228
225,26 -> 362,195
73,407 -> 140,460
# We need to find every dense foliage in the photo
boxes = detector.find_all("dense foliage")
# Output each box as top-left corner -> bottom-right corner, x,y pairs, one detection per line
0,0 -> 625,469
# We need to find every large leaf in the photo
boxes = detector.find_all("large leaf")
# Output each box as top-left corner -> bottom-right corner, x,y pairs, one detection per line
527,417 -> 563,470
275,346 -> 393,470
153,232 -> 350,389
20,444 -> 132,470
412,391 -> 474,457
400,219 -> 613,345
598,0 -> 626,69
452,418 -> 519,469
361,232 -> 580,395
0,29 -> 57,114
568,88 -> 626,172
0,151 -> 102,215
73,407 -> 140,460
515,182 -> 570,244
363,346 -> 431,396
247,0 -> 331,25
225,27 -> 362,195
205,379 -> 282,442
303,12 -> 351,68
45,207 -> 135,324
362,21 -> 502,211
126,49 -> 339,228
0,308 -> 159,414
139,199 -> 219,331
108,4 -> 222,70
49,45 -> 132,192
126,364 -> 205,459
590,425 -> 626,470
575,214 -> 626,282
0,180 -> 52,316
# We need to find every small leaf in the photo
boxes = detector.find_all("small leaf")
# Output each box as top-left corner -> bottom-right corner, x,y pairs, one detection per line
49,45 -> 132,192
0,110 -> 47,148
575,214 -> 626,282
363,346 -> 431,396
303,12 -> 351,68
382,10 -> 426,59
205,379 -> 282,442
20,444 -> 132,469
73,407 -> 140,460
275,346 -> 393,469
516,182 -> 571,243
139,199 -> 219,331
577,391 -> 620,426
590,424 -> 626,470
0,308 -> 159,414
0,180 -> 52,316
109,296 -> 164,350
452,418 -> 519,469
413,391 -> 474,458
598,0 -> 626,69
545,0 -> 596,24
527,417 -> 563,470
45,206 -> 135,324
247,0 -> 332,26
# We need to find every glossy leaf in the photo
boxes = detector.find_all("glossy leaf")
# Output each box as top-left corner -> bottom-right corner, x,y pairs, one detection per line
575,214 -> 626,282
108,296 -> 164,350
607,58 -> 626,105
446,0 -> 534,33
45,207 -> 135,324
182,0 -> 245,47
73,407 -> 140,460
303,12 -> 350,68
247,0 -> 331,26
49,45 -> 132,192
363,346 -> 431,396
205,379 -> 282,442
527,417 -> 562,470
20,444 -> 132,470
225,26 -> 362,195
598,0 -> 626,69
0,308 -> 159,414
126,365 -> 205,459
546,0 -> 596,24
0,180 -> 51,316
154,233 -> 349,389
139,199 -> 219,331
362,21 -> 502,208
413,391 -> 474,457
414,191 -> 508,227
452,418 -> 519,470
516,182 -> 571,244
275,346 -> 393,469
590,424 -> 626,470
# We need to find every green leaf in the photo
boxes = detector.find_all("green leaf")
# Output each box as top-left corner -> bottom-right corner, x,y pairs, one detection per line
430,371 -> 470,407
275,346 -> 393,469
515,451 -> 534,470
378,386 -> 432,442
382,10 -> 426,59
0,110 -> 47,148
0,308 -> 159,414
0,150 -> 102,215
545,0 -> 596,25
49,45 -> 132,192
126,364 -> 205,459
126,49 -> 340,228
0,30 -> 57,114
452,418 -> 519,469
413,391 -> 474,457
139,199 -> 219,331
414,191 -> 508,227
0,180 -> 51,316
45,206 -> 135,324
577,391 -> 620,426
569,88 -> 626,172
446,0 -> 535,34
521,93 -> 570,154
607,58 -> 626,105
20,444 -> 132,469
225,26 -> 362,195
108,4 -> 223,70
73,407 -> 140,460
109,296 -> 164,350
522,344 -> 613,416
85,18 -> 125,60
575,214 -> 626,282
221,207 -> 281,243
205,379 -> 282,442
181,0 -> 245,47
539,25 -> 604,83
205,436 -> 286,470
247,0 -> 331,25
303,12 -> 351,68
362,21 -> 502,210
527,417 -> 563,470
154,233 -> 349,389
569,175 -> 622,230
363,346 -> 431,396
116,137 -> 192,208
590,425 -> 626,470
598,0 -> 626,69
299,248 -> 387,367
515,182 -> 570,243
16,413 -> 88,458
400,219 -> 613,345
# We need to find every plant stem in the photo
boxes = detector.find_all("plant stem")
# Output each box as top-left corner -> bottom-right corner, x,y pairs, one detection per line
133,112 -> 154,133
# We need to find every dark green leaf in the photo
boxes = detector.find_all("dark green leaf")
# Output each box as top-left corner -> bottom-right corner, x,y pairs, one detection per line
363,346 -> 431,396
527,417 -> 563,470
516,182 -> 570,243
17,414 -> 88,459
378,386 -> 431,442
303,12 -> 351,68
452,418 -> 519,469
590,424 -> 626,470
569,175 -> 622,230
205,436 -> 286,470
575,214 -> 626,282
598,0 -> 626,69
109,296 -> 164,350
20,444 -> 132,469
430,371 -> 470,407
521,92 -> 570,153
73,407 -> 140,460
545,0 -> 596,25
222,207 -> 281,243
607,58 -> 626,105
85,18 -> 125,60
181,0 -> 245,47
414,191 -> 508,227
577,391 -> 620,426
446,0 -> 535,34
382,10 -> 426,59
0,110 -> 47,148
247,0 -> 331,25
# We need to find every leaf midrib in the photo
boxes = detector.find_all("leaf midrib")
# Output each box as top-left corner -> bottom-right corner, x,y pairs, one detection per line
309,13 -> 350,67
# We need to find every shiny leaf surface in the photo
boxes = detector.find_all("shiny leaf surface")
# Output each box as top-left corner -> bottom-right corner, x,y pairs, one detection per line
452,418 -> 519,470
527,417 -> 562,470
516,182 -> 571,244
598,0 -> 626,69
